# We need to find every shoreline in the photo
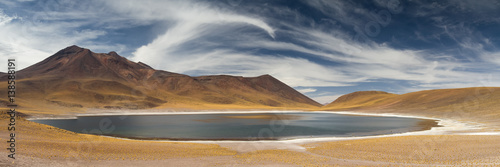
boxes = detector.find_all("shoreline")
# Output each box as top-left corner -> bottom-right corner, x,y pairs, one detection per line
28,109 -> 449,119
26,110 -> 305,120
15,109 -> 500,165
26,110 -> 497,144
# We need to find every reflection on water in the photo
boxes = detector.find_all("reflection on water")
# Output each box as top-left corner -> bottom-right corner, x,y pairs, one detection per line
32,112 -> 439,140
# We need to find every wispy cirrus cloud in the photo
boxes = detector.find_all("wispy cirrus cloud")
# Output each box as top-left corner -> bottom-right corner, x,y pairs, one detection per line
124,0 -> 481,90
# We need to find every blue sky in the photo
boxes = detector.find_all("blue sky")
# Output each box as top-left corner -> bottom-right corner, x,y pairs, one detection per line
1,0 -> 500,104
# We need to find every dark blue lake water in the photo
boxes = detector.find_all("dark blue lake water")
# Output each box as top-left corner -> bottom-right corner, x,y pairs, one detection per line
32,112 -> 438,140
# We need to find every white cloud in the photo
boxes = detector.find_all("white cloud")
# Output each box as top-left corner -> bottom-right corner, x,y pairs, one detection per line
103,0 -> 275,37
310,94 -> 343,105
297,88 -> 317,94
136,49 -> 357,87
231,25 -> 472,87
0,11 -> 114,71
0,10 -> 16,25
481,52 -> 500,65
123,0 -> 493,90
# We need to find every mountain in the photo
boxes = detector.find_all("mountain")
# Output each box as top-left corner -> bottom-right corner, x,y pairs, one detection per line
15,45 -> 160,81
322,87 -> 500,120
0,45 -> 321,116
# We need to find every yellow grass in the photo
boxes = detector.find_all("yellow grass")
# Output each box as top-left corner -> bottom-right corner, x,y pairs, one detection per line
235,150 -> 331,166
0,115 -> 236,162
306,135 -> 500,166
1,110 -> 500,166
322,87 -> 500,129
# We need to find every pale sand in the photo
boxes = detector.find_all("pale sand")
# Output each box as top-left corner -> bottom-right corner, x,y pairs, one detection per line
4,110 -> 500,166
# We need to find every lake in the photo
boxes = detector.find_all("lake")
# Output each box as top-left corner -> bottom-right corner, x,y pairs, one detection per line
32,112 -> 439,140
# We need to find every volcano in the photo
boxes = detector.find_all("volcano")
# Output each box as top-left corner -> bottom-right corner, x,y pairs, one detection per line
0,45 -> 321,115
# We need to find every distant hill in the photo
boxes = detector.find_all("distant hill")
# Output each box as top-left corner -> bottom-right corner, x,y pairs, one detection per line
323,87 -> 500,121
0,45 -> 321,116
324,91 -> 395,109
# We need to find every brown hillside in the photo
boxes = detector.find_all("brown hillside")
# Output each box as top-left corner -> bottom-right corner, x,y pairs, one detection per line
0,45 -> 321,116
323,87 -> 500,124
322,91 -> 396,110
327,91 -> 394,105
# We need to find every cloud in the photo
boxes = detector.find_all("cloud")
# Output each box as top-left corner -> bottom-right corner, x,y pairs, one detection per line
297,88 -> 317,94
233,24 -> 472,86
0,13 -> 112,71
0,0 -> 498,99
0,0 -> 15,6
481,52 -> 500,65
310,94 -> 343,105
0,9 -> 16,25
302,0 -> 367,28
124,0 -> 496,90
103,0 -> 275,37
135,48 -> 356,87
0,1 -> 134,71
123,0 -> 369,87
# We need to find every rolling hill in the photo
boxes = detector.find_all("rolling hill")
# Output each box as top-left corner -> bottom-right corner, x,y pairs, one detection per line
322,87 -> 500,123
0,45 -> 321,116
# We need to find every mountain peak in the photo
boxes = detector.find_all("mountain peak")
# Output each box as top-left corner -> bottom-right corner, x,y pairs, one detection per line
19,45 -> 157,81
108,51 -> 119,56
67,45 -> 83,49
257,74 -> 273,78
56,45 -> 86,54
8,45 -> 323,111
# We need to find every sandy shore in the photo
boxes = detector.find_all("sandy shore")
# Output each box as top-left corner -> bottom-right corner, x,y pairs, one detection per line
3,110 -> 500,166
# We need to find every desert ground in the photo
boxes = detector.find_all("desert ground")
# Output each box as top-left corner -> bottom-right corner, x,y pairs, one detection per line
1,108 -> 500,167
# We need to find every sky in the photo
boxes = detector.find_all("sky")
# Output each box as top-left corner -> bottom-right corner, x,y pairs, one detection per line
1,0 -> 500,104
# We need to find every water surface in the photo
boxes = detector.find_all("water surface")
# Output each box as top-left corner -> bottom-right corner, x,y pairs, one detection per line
32,112 -> 439,140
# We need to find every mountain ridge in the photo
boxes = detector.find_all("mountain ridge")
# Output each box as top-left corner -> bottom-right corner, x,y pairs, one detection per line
0,45 -> 321,116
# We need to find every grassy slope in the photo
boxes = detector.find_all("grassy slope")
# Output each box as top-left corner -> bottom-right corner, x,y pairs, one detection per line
322,91 -> 397,110
322,87 -> 500,127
